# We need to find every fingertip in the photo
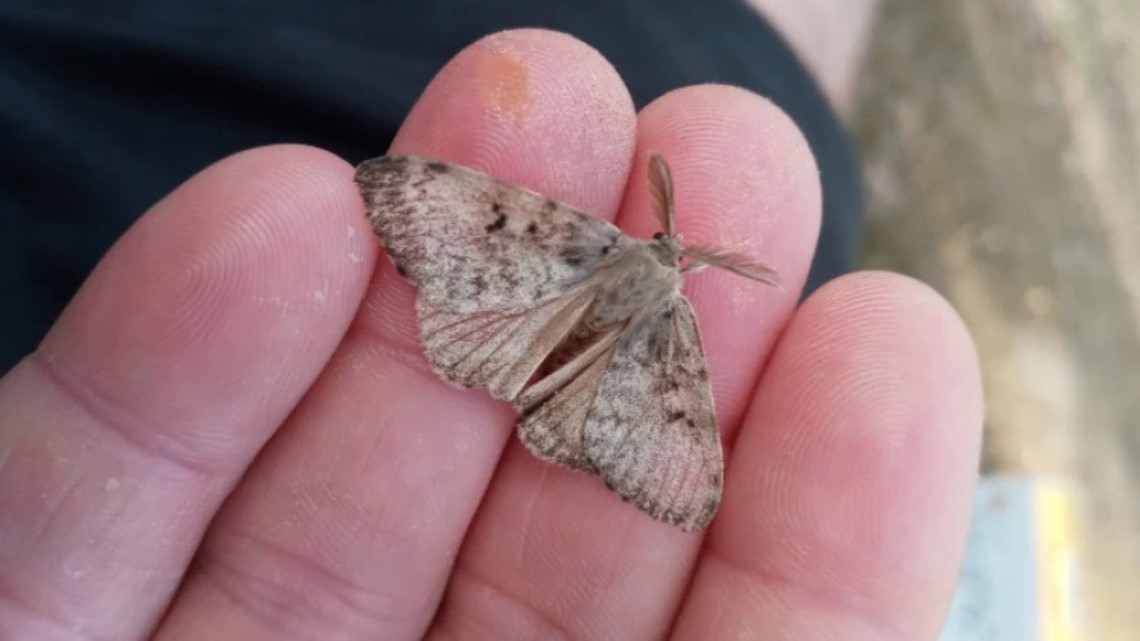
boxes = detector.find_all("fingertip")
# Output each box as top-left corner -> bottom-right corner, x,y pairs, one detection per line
171,143 -> 360,213
702,269 -> 983,637
626,83 -> 821,266
737,270 -> 984,540
359,28 -> 640,354
40,142 -> 376,468
138,143 -> 372,277
390,28 -> 638,216
792,270 -> 984,435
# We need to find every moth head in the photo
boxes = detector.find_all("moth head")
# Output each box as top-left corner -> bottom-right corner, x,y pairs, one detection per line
650,230 -> 684,266
646,153 -> 780,286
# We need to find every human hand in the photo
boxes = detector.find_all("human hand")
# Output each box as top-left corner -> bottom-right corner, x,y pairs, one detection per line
0,30 -> 982,640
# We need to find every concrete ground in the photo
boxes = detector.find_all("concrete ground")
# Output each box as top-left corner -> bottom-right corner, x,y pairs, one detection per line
851,1 -> 1140,638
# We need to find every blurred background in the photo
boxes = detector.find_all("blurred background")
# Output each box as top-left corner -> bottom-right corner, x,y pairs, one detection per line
848,0 -> 1140,638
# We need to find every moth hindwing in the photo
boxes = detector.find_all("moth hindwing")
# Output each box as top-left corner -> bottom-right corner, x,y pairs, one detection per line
354,153 -> 778,532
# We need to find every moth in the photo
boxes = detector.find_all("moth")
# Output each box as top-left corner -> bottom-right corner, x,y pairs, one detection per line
355,153 -> 779,531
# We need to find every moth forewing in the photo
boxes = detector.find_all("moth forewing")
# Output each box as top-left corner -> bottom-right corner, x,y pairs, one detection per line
354,155 -> 630,312
354,153 -> 778,533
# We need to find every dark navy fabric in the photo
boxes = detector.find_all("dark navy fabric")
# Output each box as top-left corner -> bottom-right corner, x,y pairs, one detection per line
0,1 -> 863,371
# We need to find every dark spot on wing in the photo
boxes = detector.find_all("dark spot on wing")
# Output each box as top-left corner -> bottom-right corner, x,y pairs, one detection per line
424,161 -> 449,174
668,410 -> 687,423
526,222 -> 539,235
485,213 -> 508,233
544,198 -> 558,213
685,418 -> 696,429
492,202 -> 504,214
564,255 -> 583,267
394,263 -> 408,278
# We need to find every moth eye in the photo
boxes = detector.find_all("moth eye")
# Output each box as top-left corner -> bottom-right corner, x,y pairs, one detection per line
653,232 -> 665,240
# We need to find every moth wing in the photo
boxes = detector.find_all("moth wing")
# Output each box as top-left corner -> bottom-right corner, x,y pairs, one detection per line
515,327 -> 623,472
584,297 -> 724,532
416,282 -> 599,401
355,155 -> 629,313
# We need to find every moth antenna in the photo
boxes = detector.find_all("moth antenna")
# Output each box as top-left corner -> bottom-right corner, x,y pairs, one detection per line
682,243 -> 781,287
647,152 -> 676,237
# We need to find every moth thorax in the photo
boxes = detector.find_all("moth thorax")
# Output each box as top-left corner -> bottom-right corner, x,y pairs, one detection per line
584,246 -> 680,330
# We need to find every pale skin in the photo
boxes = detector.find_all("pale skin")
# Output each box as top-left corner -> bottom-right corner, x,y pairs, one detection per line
0,29 -> 980,641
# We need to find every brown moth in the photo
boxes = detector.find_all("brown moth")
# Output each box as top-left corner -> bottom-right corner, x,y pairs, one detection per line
354,153 -> 779,531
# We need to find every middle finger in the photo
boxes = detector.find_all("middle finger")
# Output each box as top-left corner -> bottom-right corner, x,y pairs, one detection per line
427,85 -> 822,641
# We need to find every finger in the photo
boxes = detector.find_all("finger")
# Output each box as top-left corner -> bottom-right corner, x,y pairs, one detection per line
0,145 -> 375,640
672,272 -> 983,640
153,29 -> 637,641
428,86 -> 821,641
618,85 -> 821,431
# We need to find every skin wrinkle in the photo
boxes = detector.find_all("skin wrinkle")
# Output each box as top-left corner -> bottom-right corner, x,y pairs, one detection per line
2,444 -> 178,636
514,464 -> 551,568
698,549 -> 907,640
441,562 -> 573,641
0,582 -> 77,641
300,332 -> 516,533
192,525 -> 404,637
26,352 -> 227,481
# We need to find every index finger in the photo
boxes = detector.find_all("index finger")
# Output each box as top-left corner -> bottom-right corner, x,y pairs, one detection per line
0,145 -> 375,639
151,29 -> 639,641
